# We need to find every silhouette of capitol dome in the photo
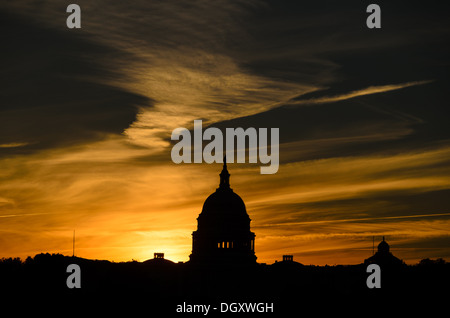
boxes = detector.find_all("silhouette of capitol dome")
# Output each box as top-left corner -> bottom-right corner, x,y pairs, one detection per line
377,237 -> 390,254
202,189 -> 247,217
189,158 -> 256,264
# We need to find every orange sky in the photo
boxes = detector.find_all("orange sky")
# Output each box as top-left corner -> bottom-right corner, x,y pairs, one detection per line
1,138 -> 450,264
1,1 -> 450,265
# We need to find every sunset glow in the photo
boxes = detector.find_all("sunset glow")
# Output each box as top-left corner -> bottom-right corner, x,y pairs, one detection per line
1,0 -> 450,266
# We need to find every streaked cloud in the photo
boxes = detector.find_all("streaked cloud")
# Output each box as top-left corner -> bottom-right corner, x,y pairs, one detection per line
0,142 -> 29,148
1,1 -> 449,265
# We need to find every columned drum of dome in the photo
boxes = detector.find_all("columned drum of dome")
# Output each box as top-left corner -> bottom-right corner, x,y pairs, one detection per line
189,159 -> 257,264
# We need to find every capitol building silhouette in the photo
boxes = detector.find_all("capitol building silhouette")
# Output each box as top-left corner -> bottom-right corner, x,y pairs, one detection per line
189,158 -> 257,264
186,158 -> 404,268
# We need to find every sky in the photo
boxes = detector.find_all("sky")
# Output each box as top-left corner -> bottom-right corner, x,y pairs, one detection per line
1,0 -> 450,265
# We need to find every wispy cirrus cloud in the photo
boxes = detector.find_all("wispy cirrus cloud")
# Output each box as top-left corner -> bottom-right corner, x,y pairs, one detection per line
1,0 -> 450,266
0,142 -> 30,148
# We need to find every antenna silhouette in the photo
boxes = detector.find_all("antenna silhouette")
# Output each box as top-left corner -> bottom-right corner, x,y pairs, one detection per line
73,230 -> 75,257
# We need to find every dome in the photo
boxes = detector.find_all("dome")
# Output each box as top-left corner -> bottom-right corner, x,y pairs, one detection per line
189,159 -> 256,264
377,236 -> 390,254
364,236 -> 403,267
197,186 -> 250,234
196,159 -> 251,233
201,188 -> 248,216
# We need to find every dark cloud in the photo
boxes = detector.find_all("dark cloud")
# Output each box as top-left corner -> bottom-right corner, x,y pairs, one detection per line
208,1 -> 450,162
0,9 -> 152,155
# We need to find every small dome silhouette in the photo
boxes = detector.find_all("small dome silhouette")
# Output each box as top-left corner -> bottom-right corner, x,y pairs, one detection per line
364,236 -> 404,268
